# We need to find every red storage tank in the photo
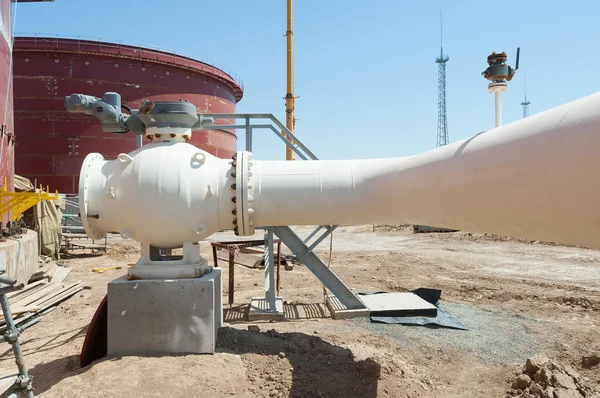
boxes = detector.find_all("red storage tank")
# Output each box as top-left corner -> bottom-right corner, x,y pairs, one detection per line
0,0 -> 16,204
13,36 -> 243,194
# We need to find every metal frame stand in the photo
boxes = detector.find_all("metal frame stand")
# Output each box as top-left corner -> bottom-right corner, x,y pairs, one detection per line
210,239 -> 281,306
207,113 -> 367,316
0,275 -> 34,398
247,228 -> 285,321
272,226 -> 364,310
263,228 -> 277,312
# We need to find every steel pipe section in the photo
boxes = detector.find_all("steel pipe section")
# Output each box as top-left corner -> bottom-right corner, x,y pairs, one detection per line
80,142 -> 236,248
81,92 -> 600,249
252,92 -> 600,248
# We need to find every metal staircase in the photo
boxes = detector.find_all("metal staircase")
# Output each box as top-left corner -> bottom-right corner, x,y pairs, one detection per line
61,197 -> 107,253
206,113 -> 367,313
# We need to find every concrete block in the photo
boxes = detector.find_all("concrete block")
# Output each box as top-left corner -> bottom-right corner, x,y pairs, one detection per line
358,292 -> 437,317
107,268 -> 222,356
326,292 -> 438,319
325,295 -> 370,320
248,297 -> 285,321
0,230 -> 39,285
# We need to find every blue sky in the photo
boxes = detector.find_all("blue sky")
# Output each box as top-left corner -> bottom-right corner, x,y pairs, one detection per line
13,0 -> 600,160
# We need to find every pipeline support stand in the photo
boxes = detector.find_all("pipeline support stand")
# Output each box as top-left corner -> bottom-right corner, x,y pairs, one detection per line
247,229 -> 285,321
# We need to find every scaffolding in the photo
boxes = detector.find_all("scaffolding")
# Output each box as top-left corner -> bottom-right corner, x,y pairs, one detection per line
0,178 -> 59,223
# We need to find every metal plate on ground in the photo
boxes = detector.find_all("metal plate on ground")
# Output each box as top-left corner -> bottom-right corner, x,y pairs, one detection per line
80,294 -> 107,368
358,292 -> 437,317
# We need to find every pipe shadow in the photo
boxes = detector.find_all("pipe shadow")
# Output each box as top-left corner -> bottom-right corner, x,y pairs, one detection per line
217,327 -> 381,398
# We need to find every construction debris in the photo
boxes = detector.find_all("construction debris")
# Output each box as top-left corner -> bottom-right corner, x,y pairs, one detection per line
29,259 -> 72,284
505,355 -> 599,398
92,266 -> 122,274
2,270 -> 83,333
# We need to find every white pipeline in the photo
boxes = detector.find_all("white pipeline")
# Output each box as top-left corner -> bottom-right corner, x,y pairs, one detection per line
80,92 -> 600,249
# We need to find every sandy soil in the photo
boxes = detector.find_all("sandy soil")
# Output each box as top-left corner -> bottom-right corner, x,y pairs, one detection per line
1,226 -> 599,397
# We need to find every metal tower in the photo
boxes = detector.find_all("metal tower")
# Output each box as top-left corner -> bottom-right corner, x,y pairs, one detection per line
521,73 -> 530,118
435,10 -> 449,147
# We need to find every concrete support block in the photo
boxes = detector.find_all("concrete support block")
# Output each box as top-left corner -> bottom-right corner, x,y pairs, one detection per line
248,297 -> 285,321
107,268 -> 222,356
0,230 -> 39,285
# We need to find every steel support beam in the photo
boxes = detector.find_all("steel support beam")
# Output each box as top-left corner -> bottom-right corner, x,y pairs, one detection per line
303,225 -> 323,244
268,125 -> 308,160
304,225 -> 338,255
272,226 -> 365,310
204,113 -> 318,160
245,118 -> 252,152
264,229 -> 277,311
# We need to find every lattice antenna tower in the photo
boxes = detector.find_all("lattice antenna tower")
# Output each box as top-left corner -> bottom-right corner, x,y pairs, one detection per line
436,6 -> 450,147
521,72 -> 530,118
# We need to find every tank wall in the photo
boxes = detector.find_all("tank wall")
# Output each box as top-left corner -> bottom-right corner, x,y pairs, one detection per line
0,0 -> 14,224
13,38 -> 241,195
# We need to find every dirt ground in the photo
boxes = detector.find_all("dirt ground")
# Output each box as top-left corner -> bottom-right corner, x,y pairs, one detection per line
1,225 -> 599,397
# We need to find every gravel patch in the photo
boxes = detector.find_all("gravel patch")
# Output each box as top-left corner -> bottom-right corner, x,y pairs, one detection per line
348,302 -> 540,364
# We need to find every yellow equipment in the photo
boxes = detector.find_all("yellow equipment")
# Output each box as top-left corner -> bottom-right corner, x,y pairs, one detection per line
92,266 -> 122,274
284,0 -> 296,161
0,178 -> 59,222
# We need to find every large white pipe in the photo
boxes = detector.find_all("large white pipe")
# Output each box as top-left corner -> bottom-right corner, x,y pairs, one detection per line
81,92 -> 600,249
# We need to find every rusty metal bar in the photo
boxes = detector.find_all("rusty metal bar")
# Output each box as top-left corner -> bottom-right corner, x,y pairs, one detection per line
276,241 -> 281,295
212,245 -> 218,268
228,249 -> 234,306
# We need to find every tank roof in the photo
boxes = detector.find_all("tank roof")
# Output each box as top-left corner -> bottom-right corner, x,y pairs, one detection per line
14,35 -> 244,102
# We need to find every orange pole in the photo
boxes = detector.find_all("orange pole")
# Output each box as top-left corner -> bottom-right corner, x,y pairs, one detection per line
284,0 -> 295,160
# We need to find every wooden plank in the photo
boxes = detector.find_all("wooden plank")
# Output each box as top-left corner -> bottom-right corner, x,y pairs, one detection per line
70,242 -> 106,250
36,282 -> 83,306
239,247 -> 265,255
45,262 -> 58,281
36,284 -> 83,310
61,233 -> 88,238
0,305 -> 41,320
51,267 -> 71,284
0,283 -> 83,332
6,279 -> 47,301
10,283 -> 64,308
28,274 -> 49,283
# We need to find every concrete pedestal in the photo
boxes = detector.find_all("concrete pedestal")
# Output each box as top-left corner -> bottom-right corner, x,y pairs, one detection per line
0,230 -> 39,285
107,268 -> 222,356
248,297 -> 285,321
